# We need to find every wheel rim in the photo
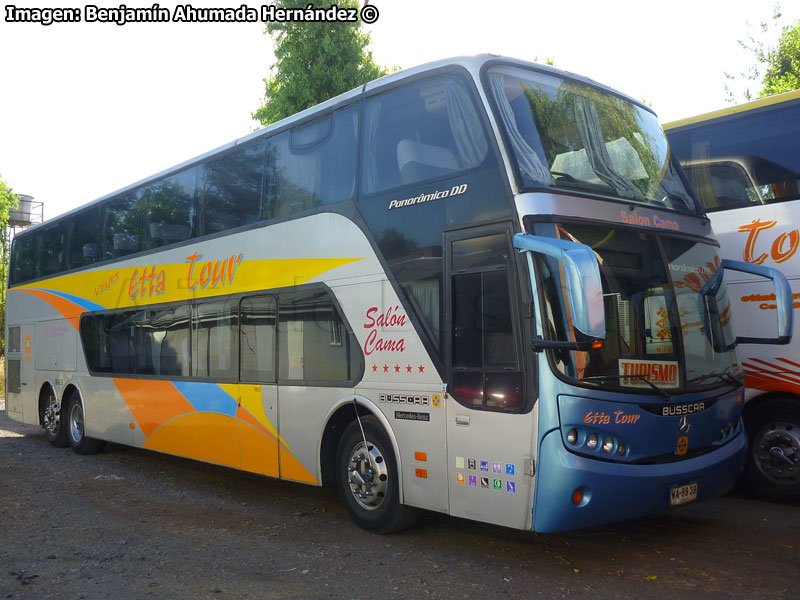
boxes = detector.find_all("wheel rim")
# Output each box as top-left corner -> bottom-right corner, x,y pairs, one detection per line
69,401 -> 84,444
43,392 -> 60,435
346,440 -> 389,511
753,421 -> 800,484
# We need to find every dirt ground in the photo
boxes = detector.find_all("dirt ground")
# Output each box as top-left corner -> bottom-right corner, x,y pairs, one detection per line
1,394 -> 798,600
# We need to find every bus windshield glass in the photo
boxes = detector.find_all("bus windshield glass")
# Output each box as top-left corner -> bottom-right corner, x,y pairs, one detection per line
534,222 -> 742,391
487,65 -> 696,213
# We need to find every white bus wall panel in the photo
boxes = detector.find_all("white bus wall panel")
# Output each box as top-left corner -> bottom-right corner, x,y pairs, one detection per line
445,399 -> 536,530
80,376 -> 136,445
35,319 -> 77,372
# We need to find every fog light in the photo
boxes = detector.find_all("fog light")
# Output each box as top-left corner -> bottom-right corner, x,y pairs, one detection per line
603,437 -> 614,454
572,488 -> 583,505
586,433 -> 598,450
566,429 -> 578,445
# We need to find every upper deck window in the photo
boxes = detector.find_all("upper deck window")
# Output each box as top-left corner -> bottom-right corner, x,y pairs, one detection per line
361,74 -> 489,195
667,101 -> 800,212
486,65 -> 696,213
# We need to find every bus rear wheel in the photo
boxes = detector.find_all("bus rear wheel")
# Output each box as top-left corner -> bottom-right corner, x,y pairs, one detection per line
336,415 -> 418,533
743,399 -> 800,502
41,386 -> 68,448
65,391 -> 104,455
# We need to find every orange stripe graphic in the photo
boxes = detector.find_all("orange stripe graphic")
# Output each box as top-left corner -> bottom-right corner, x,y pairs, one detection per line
113,378 -> 195,438
15,289 -> 83,329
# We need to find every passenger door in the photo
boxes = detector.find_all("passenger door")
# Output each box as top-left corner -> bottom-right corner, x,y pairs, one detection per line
443,227 -> 537,529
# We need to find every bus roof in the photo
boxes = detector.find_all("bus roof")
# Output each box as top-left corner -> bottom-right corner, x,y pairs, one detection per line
664,88 -> 800,132
20,54 -> 652,235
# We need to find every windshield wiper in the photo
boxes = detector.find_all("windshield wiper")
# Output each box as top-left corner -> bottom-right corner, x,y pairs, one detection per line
550,170 -> 579,182
549,176 -> 617,196
687,371 -> 743,391
582,374 -> 673,402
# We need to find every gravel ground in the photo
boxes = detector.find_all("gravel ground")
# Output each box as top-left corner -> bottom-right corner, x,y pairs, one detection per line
1,395 -> 798,600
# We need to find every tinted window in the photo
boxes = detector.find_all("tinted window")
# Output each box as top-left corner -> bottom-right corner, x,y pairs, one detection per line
668,100 -> 800,211
135,305 -> 191,376
452,234 -> 508,270
200,142 -> 265,236
8,326 -> 20,353
264,105 -> 359,219
101,194 -> 142,260
278,290 -> 359,382
450,234 -> 521,410
142,168 -> 196,250
10,235 -> 36,285
361,74 -> 488,195
81,310 -> 139,374
194,299 -> 238,379
35,221 -> 65,277
240,294 -> 277,382
65,208 -> 100,270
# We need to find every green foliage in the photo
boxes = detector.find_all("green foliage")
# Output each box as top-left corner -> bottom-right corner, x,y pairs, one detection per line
0,172 -> 19,356
253,0 -> 390,126
761,19 -> 800,96
725,5 -> 800,101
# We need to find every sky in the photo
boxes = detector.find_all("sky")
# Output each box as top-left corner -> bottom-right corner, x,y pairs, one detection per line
1,0 -> 797,221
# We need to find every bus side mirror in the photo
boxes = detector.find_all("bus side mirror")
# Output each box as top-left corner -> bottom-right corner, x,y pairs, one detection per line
712,259 -> 793,345
513,234 -> 606,351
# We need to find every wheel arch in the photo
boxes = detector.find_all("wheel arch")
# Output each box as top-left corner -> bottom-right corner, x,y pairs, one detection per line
319,395 -> 403,499
743,391 -> 800,418
37,380 -> 58,426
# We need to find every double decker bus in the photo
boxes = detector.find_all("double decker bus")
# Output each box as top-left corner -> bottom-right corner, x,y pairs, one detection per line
665,90 -> 800,501
5,56 -> 791,533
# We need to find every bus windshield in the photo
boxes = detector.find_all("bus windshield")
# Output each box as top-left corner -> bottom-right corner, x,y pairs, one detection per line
534,222 -> 742,391
487,65 -> 696,213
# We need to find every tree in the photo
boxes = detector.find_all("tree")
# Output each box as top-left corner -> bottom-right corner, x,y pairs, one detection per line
253,0 -> 389,126
761,19 -> 800,96
0,172 -> 19,357
725,6 -> 800,101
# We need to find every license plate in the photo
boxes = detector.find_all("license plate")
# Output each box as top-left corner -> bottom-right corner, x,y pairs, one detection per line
670,483 -> 698,506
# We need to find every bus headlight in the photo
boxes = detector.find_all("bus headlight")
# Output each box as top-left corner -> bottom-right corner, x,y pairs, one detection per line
566,429 -> 578,445
586,433 -> 598,450
603,437 -> 614,454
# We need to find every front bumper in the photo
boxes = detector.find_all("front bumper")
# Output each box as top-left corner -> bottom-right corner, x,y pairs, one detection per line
532,427 -> 746,533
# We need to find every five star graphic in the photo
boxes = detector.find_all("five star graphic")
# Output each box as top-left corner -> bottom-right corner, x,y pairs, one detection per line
370,363 -> 425,375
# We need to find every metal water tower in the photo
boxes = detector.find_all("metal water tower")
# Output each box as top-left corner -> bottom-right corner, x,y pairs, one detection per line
8,194 -> 43,231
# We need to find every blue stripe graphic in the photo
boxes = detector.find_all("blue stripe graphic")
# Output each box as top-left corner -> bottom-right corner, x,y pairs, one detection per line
26,288 -> 106,311
172,382 -> 238,417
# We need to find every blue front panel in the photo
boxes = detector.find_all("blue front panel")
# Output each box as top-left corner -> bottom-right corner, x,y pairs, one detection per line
533,428 -> 745,532
532,364 -> 747,533
557,392 -> 742,462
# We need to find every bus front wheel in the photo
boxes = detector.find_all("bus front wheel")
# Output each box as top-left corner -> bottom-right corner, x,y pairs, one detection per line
336,415 -> 418,533
65,391 -> 104,455
743,399 -> 800,503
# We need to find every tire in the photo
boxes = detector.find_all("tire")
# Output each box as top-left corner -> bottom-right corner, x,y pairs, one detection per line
336,415 -> 418,533
742,399 -> 800,503
65,391 -> 104,455
41,386 -> 69,448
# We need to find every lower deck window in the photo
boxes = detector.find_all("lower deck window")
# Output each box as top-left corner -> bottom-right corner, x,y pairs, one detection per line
79,288 -> 362,385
